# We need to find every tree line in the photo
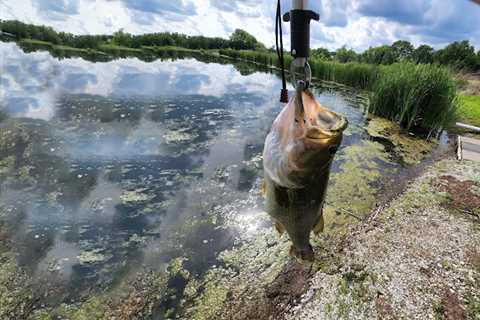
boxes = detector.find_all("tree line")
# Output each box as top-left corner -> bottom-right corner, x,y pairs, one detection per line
1,19 -> 479,72
312,40 -> 480,72
0,20 -> 265,51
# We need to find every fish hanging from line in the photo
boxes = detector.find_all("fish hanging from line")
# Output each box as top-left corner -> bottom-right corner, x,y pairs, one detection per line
262,86 -> 348,263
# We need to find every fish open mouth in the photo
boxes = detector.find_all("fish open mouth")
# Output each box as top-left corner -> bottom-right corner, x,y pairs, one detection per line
305,111 -> 348,140
298,90 -> 349,140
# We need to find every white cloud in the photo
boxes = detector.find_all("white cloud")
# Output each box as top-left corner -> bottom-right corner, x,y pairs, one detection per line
0,0 -> 478,51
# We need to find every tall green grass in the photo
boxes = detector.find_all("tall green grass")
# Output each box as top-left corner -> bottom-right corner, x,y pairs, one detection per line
219,49 -> 378,90
220,49 -> 458,135
370,63 -> 458,136
309,60 -> 379,90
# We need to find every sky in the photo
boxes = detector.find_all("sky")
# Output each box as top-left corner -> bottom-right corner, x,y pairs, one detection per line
0,0 -> 479,52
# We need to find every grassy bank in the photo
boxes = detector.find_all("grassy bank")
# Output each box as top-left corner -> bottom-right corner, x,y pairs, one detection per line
458,95 -> 480,127
370,63 -> 458,136
220,49 -> 458,136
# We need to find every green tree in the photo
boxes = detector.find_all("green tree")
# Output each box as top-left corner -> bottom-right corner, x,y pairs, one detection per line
334,46 -> 357,63
112,29 -> 132,47
412,44 -> 434,64
229,29 -> 259,50
477,50 -> 480,70
311,48 -> 332,60
391,40 -> 414,61
434,40 -> 477,71
361,45 -> 396,65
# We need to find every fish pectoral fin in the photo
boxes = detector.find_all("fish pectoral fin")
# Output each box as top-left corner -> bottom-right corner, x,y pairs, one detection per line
261,181 -> 266,198
313,214 -> 325,235
274,221 -> 285,235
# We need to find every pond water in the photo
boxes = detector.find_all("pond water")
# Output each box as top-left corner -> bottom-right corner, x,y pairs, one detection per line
0,42 -> 436,317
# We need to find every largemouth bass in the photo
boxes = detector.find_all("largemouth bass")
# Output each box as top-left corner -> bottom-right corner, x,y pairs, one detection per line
262,88 -> 348,262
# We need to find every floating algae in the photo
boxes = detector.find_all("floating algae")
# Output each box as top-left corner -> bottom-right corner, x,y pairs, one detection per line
0,251 -> 36,319
0,156 -> 15,177
185,269 -> 232,320
77,249 -> 110,264
324,140 -> 394,231
367,117 -> 435,165
120,188 -> 153,203
163,130 -> 197,144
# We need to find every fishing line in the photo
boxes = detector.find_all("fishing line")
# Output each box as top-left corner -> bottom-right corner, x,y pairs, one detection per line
275,0 -> 288,103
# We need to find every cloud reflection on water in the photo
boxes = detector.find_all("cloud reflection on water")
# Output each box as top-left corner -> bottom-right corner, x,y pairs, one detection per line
0,42 -> 369,308
1,42 -> 280,122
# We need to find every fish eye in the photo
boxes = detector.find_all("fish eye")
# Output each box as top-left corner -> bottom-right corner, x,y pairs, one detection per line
328,145 -> 338,154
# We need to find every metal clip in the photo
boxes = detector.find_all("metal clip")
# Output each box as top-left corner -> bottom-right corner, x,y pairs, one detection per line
290,57 -> 311,90
294,80 -> 306,119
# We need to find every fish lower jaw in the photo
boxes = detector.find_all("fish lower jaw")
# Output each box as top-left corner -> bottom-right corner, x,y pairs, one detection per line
289,244 -> 315,264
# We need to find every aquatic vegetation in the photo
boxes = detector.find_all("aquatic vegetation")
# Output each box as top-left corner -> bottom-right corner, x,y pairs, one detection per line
0,251 -> 35,319
77,249 -> 110,264
370,63 -> 458,136
0,156 -> 15,178
186,269 -> 232,320
183,226 -> 291,319
367,117 -> 436,164
120,189 -> 153,203
32,297 -> 108,320
325,140 -> 393,231
163,130 -> 197,144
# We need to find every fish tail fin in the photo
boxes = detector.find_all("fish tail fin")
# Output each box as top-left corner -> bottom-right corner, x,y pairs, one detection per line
289,244 -> 315,264
274,221 -> 285,235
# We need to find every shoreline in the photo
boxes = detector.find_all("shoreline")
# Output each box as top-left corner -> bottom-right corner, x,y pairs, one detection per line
185,156 -> 480,320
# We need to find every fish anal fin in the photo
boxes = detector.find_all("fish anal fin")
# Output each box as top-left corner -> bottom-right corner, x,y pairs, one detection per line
274,221 -> 285,235
313,214 -> 325,235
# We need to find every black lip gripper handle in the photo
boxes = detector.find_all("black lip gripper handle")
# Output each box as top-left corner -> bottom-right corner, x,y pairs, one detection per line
283,10 -> 319,59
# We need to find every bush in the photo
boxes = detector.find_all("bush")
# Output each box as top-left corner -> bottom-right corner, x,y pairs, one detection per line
369,63 -> 458,137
